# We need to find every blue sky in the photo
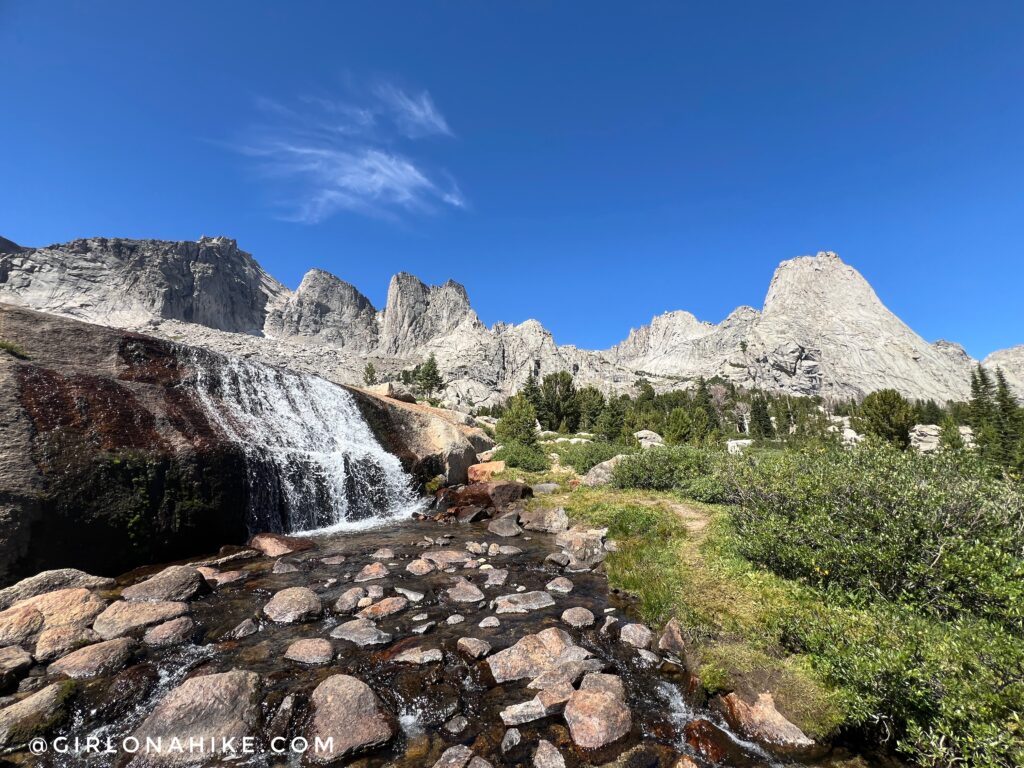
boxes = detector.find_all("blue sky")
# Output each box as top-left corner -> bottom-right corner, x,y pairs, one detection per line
2,2 -> 1021,358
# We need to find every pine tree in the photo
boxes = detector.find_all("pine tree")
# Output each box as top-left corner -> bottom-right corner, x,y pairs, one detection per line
750,396 -> 776,439
939,414 -> 965,451
574,386 -> 606,431
595,396 -> 628,442
969,366 -> 999,461
415,354 -> 443,395
362,362 -> 378,386
994,368 -> 1023,468
693,378 -> 720,434
540,371 -> 579,433
495,394 -> 539,447
853,389 -> 915,448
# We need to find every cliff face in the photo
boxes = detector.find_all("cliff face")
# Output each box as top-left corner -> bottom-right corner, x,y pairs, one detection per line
2,236 -> 1019,404
0,304 -> 251,582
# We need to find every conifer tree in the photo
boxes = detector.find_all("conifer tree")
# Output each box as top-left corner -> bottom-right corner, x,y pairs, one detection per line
362,362 -> 378,386
750,396 -> 776,439
495,394 -> 539,447
853,389 -> 915,448
939,414 -> 965,451
415,353 -> 443,395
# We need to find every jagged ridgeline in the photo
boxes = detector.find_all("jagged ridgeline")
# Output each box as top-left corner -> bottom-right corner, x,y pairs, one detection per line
187,348 -> 421,533
1,234 -> 1022,405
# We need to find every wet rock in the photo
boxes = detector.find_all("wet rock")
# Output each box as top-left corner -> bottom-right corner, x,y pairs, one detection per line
537,680 -> 575,713
358,596 -> 409,620
520,507 -> 570,534
445,714 -> 468,733
494,591 -> 555,614
502,727 -> 522,753
354,562 -> 390,582
93,600 -> 188,639
534,739 -> 566,767
393,646 -> 443,664
671,757 -> 701,768
0,569 -> 114,611
249,533 -> 313,557
331,619 -> 392,647
485,569 -> 509,587
546,577 -> 574,594
447,578 -> 485,603
479,616 -> 500,628
272,559 -> 299,574
262,587 -> 321,623
0,680 -> 75,746
334,587 -> 367,613
561,607 -> 595,628
487,515 -> 523,538
321,554 -> 347,565
229,618 -> 257,639
34,625 -> 100,661
487,627 -> 590,683
456,506 -> 489,523
407,559 -> 436,576
284,638 -> 334,664
305,679 -> 389,765
49,637 -> 137,679
620,623 -> 653,649
0,646 -> 32,689
466,541 -> 486,555
198,568 -> 246,586
713,691 -> 815,750
554,527 -> 608,565
424,550 -> 472,568
564,688 -> 632,749
658,617 -> 689,659
545,552 -> 570,567
463,559 -> 481,570
367,584 -> 385,599
412,621 -> 436,635
600,616 -> 618,634
0,588 -> 106,646
395,587 -> 425,603
454,481 -> 532,510
131,670 -> 259,765
685,718 -> 748,764
371,547 -> 395,560
432,744 -> 474,768
487,543 -> 501,557
637,649 -> 661,666
446,614 -> 466,625
142,616 -> 195,648
501,698 -> 548,725
498,545 -> 523,556
122,565 -> 208,603
579,673 -> 625,700
457,637 -> 491,659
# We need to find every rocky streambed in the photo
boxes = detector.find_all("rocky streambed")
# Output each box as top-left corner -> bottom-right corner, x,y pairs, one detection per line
0,482 -> 866,767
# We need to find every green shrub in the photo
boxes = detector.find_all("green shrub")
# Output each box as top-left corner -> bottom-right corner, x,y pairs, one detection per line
493,442 -> 550,472
551,441 -> 628,473
784,600 -> 1024,768
0,339 -> 30,360
728,441 -> 1024,630
612,445 -> 731,503
496,395 -> 539,447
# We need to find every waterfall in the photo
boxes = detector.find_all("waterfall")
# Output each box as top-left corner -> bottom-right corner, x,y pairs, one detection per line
189,352 -> 422,534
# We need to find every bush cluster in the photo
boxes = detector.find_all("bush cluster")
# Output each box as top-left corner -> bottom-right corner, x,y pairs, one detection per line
549,441 -> 626,473
728,441 -> 1024,629
492,442 -> 550,472
611,445 -> 731,503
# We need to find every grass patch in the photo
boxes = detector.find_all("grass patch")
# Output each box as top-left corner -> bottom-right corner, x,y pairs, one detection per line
0,338 -> 30,359
557,486 -> 845,738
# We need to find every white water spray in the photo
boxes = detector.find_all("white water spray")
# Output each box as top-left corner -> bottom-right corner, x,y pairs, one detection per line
189,352 -> 422,533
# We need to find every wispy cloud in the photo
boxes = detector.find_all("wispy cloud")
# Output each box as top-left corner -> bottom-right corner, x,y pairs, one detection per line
233,82 -> 463,223
374,83 -> 452,138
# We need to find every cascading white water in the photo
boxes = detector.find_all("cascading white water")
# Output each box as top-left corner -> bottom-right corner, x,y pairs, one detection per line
189,351 -> 423,534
